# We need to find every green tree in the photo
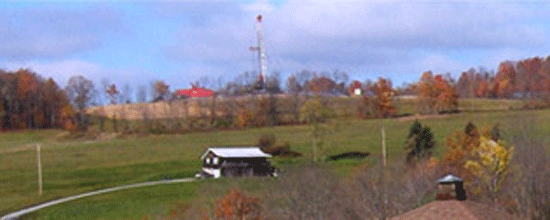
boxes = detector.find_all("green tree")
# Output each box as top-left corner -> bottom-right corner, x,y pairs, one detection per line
404,120 -> 435,164
300,97 -> 334,162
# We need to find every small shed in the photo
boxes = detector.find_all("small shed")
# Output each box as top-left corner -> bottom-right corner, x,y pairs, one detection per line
196,147 -> 277,178
437,174 -> 467,201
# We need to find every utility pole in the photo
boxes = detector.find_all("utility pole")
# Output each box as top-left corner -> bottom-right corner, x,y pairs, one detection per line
36,143 -> 43,196
382,127 -> 387,167
381,127 -> 388,219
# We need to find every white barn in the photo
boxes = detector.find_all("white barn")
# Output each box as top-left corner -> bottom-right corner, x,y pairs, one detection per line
196,147 -> 277,178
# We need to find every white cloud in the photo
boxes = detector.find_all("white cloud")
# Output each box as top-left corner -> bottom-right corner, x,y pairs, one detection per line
0,5 -> 125,60
241,1 -> 275,12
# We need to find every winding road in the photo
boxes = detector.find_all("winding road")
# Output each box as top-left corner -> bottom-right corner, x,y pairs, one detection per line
1,178 -> 195,220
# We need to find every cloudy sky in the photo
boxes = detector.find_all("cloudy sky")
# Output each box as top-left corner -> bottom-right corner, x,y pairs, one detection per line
1,0 -> 550,96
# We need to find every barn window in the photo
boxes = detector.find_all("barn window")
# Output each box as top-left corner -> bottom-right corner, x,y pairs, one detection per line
206,158 -> 211,164
213,157 -> 219,165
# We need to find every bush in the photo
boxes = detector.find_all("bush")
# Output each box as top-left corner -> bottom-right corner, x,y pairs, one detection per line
237,109 -> 252,127
258,133 -> 276,151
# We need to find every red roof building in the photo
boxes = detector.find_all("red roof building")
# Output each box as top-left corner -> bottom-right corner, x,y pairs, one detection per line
175,87 -> 214,98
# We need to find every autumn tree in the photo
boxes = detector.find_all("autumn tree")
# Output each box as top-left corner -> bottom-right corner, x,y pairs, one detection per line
65,75 -> 97,131
465,137 -> 514,202
41,78 -> 69,128
416,71 -> 458,114
357,78 -> 396,118
0,69 -> 68,130
151,80 -> 170,102
307,75 -> 336,95
443,122 -> 481,178
214,188 -> 264,220
494,61 -> 516,98
372,77 -> 396,118
300,97 -> 335,162
105,84 -> 119,105
434,74 -> 459,112
404,120 -> 435,164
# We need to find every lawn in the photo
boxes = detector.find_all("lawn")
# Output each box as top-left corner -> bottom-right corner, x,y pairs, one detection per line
1,107 -> 548,219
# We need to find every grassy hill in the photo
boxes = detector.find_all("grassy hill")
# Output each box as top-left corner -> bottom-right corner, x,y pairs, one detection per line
1,107 -> 546,219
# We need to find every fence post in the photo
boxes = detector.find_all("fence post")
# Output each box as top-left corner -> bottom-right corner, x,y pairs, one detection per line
36,143 -> 43,196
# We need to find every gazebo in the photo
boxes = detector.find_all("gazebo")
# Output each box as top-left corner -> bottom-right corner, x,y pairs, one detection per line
436,174 -> 467,201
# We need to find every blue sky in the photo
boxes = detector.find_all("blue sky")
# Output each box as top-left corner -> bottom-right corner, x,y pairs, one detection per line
2,0 -> 550,97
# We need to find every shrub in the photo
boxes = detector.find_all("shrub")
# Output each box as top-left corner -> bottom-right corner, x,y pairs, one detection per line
236,109 -> 252,127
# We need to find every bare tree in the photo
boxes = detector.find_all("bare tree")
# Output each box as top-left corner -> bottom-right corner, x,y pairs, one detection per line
121,83 -> 132,104
65,75 -> 97,130
137,85 -> 147,103
286,74 -> 302,123
100,78 -> 110,106
505,115 -> 550,219
267,164 -> 343,219
296,69 -> 313,98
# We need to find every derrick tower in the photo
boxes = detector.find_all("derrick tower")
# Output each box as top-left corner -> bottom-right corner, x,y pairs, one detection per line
249,14 -> 267,90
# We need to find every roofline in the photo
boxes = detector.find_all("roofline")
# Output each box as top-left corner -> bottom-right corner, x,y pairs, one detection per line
200,147 -> 271,159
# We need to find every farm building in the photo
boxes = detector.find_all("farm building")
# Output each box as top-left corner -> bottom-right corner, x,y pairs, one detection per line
196,147 -> 277,178
436,174 -> 467,201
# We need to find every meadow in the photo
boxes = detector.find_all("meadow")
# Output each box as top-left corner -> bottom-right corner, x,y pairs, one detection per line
0,99 -> 546,219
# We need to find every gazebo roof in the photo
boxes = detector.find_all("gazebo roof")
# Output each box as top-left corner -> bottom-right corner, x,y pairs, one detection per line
438,174 -> 463,183
200,147 -> 271,159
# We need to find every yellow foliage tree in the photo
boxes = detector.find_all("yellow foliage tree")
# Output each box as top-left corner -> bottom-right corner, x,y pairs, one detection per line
300,97 -> 335,162
61,105 -> 77,132
465,136 -> 514,201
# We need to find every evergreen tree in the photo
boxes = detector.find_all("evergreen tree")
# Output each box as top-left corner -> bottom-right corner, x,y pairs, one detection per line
405,120 -> 435,163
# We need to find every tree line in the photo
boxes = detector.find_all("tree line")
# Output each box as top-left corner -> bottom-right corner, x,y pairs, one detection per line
0,69 -> 69,130
2,54 -> 550,132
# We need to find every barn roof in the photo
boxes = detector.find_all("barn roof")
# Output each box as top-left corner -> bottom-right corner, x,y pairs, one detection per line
200,147 -> 271,159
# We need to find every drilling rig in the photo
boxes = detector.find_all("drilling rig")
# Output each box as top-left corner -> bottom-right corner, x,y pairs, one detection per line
249,14 -> 268,91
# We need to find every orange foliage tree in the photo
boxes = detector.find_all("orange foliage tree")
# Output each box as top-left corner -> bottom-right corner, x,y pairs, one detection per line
0,68 -> 69,130
357,78 -> 396,119
105,84 -> 119,105
495,61 -> 516,98
307,76 -> 336,94
372,77 -> 396,118
443,122 -> 481,179
214,188 -> 264,220
416,71 -> 458,114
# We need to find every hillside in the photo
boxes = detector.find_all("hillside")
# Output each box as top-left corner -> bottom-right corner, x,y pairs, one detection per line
87,96 -> 524,121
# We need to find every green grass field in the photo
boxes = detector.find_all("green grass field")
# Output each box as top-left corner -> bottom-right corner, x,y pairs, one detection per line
1,105 -> 547,219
